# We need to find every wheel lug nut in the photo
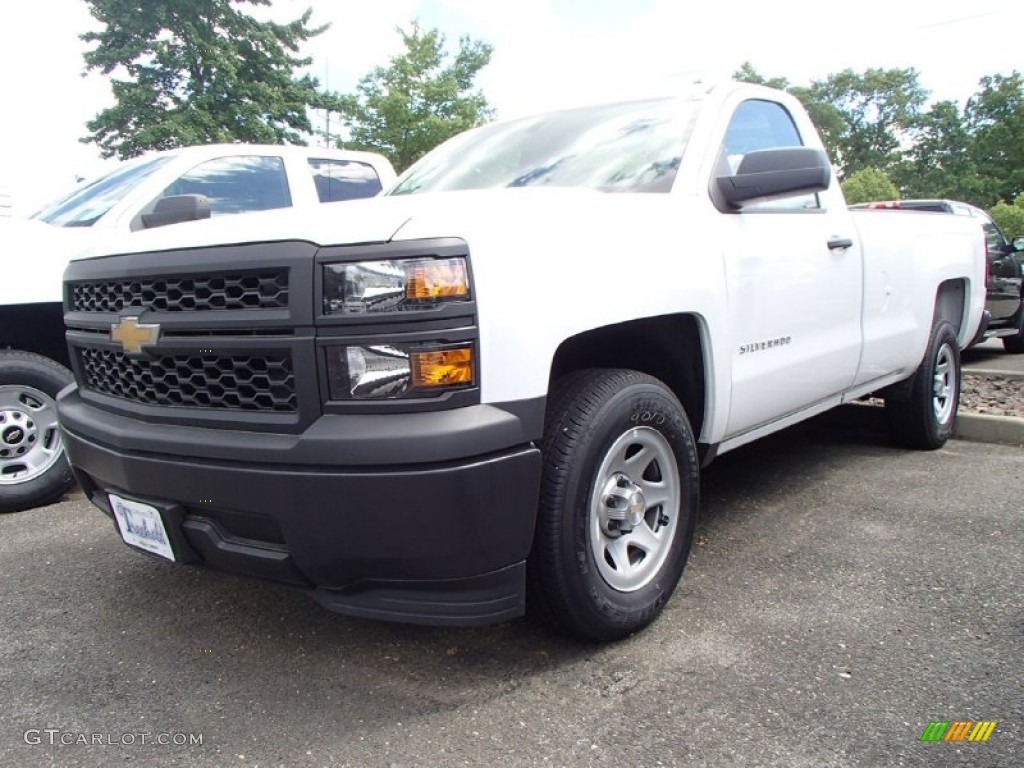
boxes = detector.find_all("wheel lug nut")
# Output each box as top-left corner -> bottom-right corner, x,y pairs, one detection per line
605,496 -> 617,507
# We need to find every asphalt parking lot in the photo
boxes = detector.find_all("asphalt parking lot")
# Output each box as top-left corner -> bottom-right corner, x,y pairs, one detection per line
963,338 -> 1024,375
1,407 -> 1021,768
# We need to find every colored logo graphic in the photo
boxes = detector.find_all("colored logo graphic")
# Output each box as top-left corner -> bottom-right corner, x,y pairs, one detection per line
920,720 -> 997,742
110,317 -> 160,354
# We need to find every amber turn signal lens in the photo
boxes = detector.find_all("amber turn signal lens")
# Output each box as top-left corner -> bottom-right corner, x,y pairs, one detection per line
410,347 -> 474,388
405,259 -> 469,300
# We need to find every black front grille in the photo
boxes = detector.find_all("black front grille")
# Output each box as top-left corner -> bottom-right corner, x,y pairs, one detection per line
70,271 -> 289,313
78,349 -> 297,412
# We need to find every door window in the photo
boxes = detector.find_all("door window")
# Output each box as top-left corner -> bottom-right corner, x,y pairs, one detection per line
309,159 -> 383,202
154,155 -> 292,217
720,100 -> 818,210
982,221 -> 1007,256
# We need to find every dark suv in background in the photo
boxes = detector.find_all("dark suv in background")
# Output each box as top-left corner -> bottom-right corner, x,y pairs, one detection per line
851,199 -> 1024,352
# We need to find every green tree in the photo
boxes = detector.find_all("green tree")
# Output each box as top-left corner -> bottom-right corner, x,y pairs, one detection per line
990,195 -> 1024,237
804,68 -> 927,179
338,23 -> 493,172
841,167 -> 899,205
966,72 -> 1024,206
895,100 -> 979,201
81,0 -> 327,159
732,62 -> 790,90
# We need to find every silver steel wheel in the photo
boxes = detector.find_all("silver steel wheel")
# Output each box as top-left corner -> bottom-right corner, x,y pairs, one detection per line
0,385 -> 63,485
589,426 -> 681,592
931,342 -> 956,425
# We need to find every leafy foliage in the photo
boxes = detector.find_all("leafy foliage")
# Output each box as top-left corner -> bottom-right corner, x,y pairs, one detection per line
81,0 -> 326,159
896,100 -> 978,201
732,62 -> 790,91
335,23 -> 493,172
805,68 -> 927,178
990,195 -> 1024,237
841,168 -> 899,205
966,73 -> 1024,206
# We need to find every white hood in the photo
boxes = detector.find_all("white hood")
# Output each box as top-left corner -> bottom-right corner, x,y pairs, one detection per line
71,187 -> 614,259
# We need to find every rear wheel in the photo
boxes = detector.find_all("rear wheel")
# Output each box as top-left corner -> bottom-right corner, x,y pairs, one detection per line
1002,310 -> 1024,353
0,351 -> 75,513
528,369 -> 699,641
885,321 -> 960,450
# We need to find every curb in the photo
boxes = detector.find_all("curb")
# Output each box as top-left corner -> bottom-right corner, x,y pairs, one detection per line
954,413 -> 1024,446
962,368 -> 1024,381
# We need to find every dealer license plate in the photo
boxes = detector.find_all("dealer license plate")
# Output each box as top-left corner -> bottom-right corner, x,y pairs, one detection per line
109,494 -> 175,561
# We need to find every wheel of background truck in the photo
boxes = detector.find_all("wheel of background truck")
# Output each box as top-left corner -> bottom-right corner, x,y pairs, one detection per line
884,320 -> 960,450
527,369 -> 699,641
0,351 -> 75,513
1002,311 -> 1024,353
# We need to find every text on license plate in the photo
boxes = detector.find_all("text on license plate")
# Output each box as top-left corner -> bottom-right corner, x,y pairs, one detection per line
109,494 -> 175,561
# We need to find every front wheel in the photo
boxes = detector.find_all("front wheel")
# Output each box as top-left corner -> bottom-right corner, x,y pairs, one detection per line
0,351 -> 76,513
528,369 -> 699,641
885,320 -> 960,450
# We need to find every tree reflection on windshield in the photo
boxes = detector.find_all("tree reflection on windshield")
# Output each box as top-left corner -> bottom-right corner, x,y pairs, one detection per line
390,98 -> 699,196
33,155 -> 174,227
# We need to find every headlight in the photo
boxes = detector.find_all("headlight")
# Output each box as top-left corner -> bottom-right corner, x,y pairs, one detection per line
326,343 -> 474,400
323,257 -> 470,315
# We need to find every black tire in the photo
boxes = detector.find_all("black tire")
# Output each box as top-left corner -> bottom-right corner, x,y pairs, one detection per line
1002,311 -> 1024,353
527,369 -> 699,642
0,350 -> 76,513
885,321 -> 960,450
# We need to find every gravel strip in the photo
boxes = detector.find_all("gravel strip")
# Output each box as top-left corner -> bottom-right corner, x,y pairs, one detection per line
961,373 -> 1024,418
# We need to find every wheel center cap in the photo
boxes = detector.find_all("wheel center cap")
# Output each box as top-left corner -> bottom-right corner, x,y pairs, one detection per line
626,488 -> 646,528
601,474 -> 647,534
2,425 -> 24,446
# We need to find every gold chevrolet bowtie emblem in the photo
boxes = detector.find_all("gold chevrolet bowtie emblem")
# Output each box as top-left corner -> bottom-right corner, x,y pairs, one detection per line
110,317 -> 160,354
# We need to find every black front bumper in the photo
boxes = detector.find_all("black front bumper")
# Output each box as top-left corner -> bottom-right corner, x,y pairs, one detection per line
58,387 -> 543,626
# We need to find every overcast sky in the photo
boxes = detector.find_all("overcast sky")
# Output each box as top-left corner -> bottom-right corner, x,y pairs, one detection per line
1,0 -> 1021,213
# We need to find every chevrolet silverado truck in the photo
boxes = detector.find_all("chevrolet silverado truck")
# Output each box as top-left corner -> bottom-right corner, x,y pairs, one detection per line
56,84 -> 985,641
0,144 -> 395,513
850,199 -> 1024,352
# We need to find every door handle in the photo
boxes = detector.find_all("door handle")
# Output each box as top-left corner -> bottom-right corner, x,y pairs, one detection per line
828,237 -> 854,250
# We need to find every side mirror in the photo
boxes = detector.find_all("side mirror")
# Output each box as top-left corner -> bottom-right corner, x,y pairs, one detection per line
141,194 -> 211,229
715,147 -> 832,208
1012,236 -> 1024,252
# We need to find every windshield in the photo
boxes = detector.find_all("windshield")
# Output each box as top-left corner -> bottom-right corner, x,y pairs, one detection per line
389,97 -> 700,196
33,155 -> 174,227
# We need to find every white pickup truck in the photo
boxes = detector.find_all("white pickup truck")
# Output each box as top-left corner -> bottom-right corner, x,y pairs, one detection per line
0,144 -> 395,512
56,84 -> 985,641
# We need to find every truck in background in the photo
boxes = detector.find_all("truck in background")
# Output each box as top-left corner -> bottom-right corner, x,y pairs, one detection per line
0,145 -> 395,513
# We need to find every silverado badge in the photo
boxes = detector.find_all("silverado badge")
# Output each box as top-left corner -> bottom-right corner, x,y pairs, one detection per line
111,317 -> 160,354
